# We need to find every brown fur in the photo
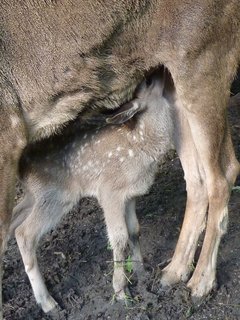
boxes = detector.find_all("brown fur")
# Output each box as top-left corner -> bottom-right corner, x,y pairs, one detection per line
0,1 -> 240,317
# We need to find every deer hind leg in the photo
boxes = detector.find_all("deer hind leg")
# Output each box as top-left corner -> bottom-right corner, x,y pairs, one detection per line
15,189 -> 72,313
168,59 -> 239,298
0,105 -> 27,319
125,199 -> 144,274
187,119 -> 239,298
161,103 -> 208,287
9,194 -> 34,237
100,194 -> 129,300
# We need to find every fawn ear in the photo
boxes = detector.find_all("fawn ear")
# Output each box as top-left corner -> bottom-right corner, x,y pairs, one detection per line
106,101 -> 143,124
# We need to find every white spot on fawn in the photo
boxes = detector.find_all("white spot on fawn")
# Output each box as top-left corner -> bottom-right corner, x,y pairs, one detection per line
120,157 -> 125,162
108,152 -> 113,158
128,150 -> 134,157
11,116 -> 19,128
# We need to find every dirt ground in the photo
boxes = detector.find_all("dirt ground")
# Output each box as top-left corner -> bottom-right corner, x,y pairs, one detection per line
2,90 -> 240,319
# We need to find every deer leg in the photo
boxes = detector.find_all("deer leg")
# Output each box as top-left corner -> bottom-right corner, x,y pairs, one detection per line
161,104 -> 208,287
125,199 -> 144,274
100,195 -> 129,300
169,60 -> 238,298
15,190 -> 71,313
0,106 -> 27,318
9,194 -> 34,237
187,119 -> 239,298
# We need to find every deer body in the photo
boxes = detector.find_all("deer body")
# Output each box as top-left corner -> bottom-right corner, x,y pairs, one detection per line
1,1 -> 238,140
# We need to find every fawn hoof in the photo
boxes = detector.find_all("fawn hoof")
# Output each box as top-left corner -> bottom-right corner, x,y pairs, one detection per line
40,295 -> 59,313
115,287 -> 133,307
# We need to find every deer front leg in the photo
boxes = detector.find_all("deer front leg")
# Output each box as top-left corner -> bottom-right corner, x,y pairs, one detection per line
15,214 -> 58,313
166,57 -> 238,298
161,75 -> 208,287
0,106 -> 27,318
187,122 -> 239,298
125,199 -> 144,275
14,189 -> 71,313
101,195 -> 129,300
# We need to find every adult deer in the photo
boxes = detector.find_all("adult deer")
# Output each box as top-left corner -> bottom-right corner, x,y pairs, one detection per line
0,0 -> 239,317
